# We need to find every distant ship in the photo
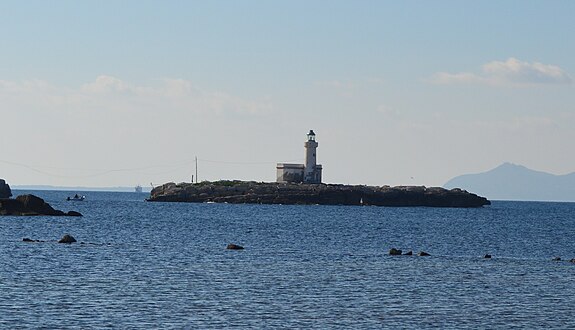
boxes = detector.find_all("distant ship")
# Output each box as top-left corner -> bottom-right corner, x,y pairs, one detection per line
135,185 -> 143,193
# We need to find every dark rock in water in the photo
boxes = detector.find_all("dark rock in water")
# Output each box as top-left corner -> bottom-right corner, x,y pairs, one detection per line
226,243 -> 244,250
389,248 -> 402,255
66,211 -> 83,217
23,238 -> 44,243
0,179 -> 11,198
17,194 -> 60,215
403,250 -> 413,256
146,181 -> 490,208
570,259 -> 575,264
0,194 -> 81,216
483,254 -> 492,259
418,251 -> 430,257
552,257 -> 562,261
58,234 -> 77,244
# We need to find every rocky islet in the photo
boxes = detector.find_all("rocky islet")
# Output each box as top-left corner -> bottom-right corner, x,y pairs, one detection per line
0,194 -> 83,216
147,180 -> 491,208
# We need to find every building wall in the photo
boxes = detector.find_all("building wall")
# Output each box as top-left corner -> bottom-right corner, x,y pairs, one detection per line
310,165 -> 322,184
276,164 -> 304,183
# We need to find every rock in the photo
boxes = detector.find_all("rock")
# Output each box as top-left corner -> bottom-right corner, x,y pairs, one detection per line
417,251 -> 430,257
0,194 -> 81,216
23,238 -> 44,243
389,248 -> 402,255
16,194 -> 60,215
66,211 -> 83,217
403,250 -> 413,256
147,181 -> 490,208
552,256 -> 561,261
0,179 -> 11,198
226,243 -> 244,250
570,259 -> 575,263
58,234 -> 77,244
483,254 -> 492,259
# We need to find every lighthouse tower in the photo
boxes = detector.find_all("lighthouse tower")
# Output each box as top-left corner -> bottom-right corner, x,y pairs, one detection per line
276,130 -> 323,184
304,130 -> 322,183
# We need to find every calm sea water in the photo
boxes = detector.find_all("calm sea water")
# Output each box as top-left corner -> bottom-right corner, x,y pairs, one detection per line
1,190 -> 574,329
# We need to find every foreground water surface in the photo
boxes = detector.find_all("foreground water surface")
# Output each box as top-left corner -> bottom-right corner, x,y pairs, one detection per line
1,190 -> 574,328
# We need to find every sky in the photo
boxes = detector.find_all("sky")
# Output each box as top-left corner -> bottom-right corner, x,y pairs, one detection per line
1,1 -> 574,188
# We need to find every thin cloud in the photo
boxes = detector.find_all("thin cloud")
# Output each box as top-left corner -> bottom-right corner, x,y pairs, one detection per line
313,79 -> 356,97
430,58 -> 572,86
0,76 -> 272,116
376,104 -> 402,118
314,80 -> 355,89
429,72 -> 487,85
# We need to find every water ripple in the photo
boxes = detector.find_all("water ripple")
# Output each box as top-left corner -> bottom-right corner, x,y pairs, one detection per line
1,194 -> 575,328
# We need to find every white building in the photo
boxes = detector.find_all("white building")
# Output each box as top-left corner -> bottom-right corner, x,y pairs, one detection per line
277,130 -> 323,184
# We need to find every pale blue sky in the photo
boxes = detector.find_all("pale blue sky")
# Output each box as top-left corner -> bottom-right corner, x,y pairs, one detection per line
1,1 -> 574,187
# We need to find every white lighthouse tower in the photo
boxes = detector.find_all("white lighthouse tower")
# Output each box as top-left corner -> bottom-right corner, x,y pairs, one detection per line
304,130 -> 322,183
276,130 -> 322,184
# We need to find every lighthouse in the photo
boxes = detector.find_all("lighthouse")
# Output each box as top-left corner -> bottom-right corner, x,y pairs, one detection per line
304,130 -> 322,183
276,130 -> 322,184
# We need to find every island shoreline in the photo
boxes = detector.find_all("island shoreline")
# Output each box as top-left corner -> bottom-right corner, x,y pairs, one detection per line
147,181 -> 490,208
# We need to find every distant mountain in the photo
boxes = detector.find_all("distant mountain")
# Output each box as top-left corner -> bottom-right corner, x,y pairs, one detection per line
444,163 -> 575,202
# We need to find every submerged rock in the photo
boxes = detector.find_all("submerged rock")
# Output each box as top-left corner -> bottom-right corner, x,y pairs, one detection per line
403,250 -> 413,256
58,234 -> 77,244
483,254 -> 492,259
66,211 -> 83,217
417,251 -> 431,257
389,248 -> 402,255
552,257 -> 562,261
226,243 -> 244,250
22,238 -> 44,243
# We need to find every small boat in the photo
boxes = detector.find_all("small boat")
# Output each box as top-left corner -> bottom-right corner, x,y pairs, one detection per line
67,194 -> 85,201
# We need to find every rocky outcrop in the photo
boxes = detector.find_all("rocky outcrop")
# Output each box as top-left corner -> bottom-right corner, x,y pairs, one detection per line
147,181 -> 490,208
58,234 -> 77,244
0,194 -> 82,216
0,179 -> 11,198
23,238 -> 45,243
226,243 -> 244,250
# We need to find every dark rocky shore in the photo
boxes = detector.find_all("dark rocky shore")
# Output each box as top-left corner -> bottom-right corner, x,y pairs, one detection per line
0,179 -> 11,199
0,179 -> 82,216
147,181 -> 490,208
0,194 -> 82,216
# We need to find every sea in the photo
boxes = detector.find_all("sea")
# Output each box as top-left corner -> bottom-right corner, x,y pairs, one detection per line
1,190 -> 574,329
